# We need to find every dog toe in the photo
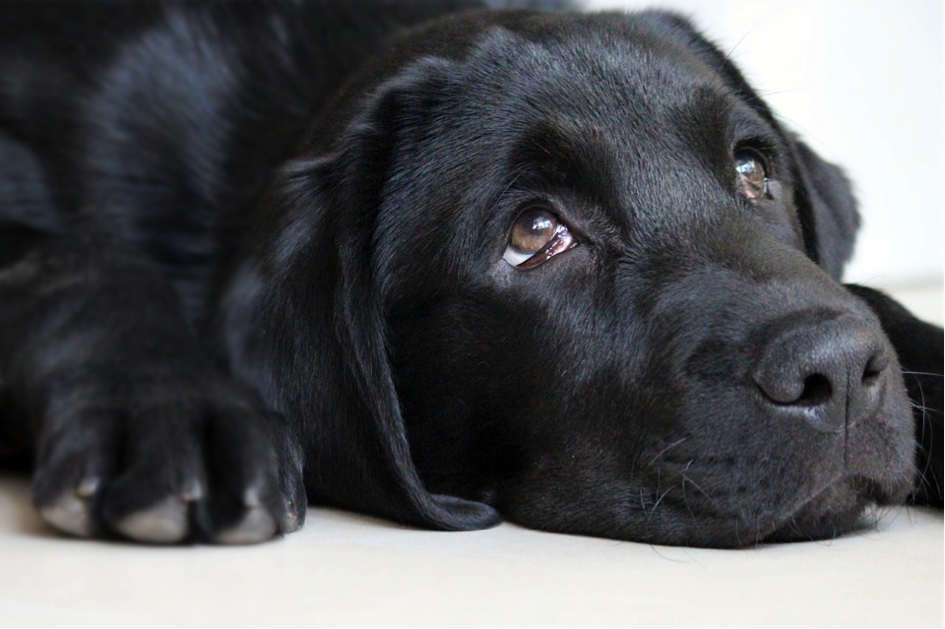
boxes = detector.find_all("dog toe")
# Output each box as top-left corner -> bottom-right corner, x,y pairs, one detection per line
31,416 -> 116,539
112,496 -> 190,544
38,488 -> 95,538
214,503 -> 278,544
281,496 -> 305,534
32,386 -> 302,545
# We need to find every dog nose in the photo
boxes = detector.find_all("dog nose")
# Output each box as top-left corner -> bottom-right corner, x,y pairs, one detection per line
752,314 -> 888,433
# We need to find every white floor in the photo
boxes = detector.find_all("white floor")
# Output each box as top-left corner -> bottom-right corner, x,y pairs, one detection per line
1,284 -> 941,627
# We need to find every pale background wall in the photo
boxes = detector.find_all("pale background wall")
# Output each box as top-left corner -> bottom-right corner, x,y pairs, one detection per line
583,0 -> 944,288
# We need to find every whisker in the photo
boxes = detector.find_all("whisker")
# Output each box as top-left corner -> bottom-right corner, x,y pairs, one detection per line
679,464 -> 723,514
648,486 -> 674,520
909,402 -> 938,414
909,378 -> 940,495
719,3 -> 787,69
680,460 -> 696,519
645,437 -> 690,469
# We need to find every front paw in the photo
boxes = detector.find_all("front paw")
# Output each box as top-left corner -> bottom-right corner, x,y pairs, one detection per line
31,379 -> 305,544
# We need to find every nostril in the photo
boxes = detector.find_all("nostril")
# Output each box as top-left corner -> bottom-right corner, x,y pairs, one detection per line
751,313 -> 889,433
754,371 -> 834,407
796,374 -> 833,407
861,352 -> 887,387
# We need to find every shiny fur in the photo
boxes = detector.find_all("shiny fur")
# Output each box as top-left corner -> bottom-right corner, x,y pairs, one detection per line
0,1 -> 940,547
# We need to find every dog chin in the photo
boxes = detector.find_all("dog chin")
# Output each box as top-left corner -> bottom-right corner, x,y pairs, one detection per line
761,477 -> 910,544
631,474 -> 913,548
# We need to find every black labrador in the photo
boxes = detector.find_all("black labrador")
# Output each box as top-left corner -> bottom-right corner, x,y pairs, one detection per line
0,1 -> 940,548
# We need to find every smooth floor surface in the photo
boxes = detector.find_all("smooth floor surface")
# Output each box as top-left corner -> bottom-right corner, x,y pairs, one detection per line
0,477 -> 941,627
1,284 -> 942,627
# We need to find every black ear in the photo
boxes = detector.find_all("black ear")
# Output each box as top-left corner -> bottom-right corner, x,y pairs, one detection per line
634,11 -> 860,280
220,59 -> 500,531
788,139 -> 860,280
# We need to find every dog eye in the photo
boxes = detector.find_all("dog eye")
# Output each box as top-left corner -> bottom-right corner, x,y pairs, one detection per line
503,206 -> 576,269
735,150 -> 768,199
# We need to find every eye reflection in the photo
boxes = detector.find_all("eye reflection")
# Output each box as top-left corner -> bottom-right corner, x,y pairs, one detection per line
735,150 -> 768,199
510,209 -> 557,255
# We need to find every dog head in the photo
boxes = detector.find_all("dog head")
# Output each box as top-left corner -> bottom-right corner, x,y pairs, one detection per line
223,10 -> 915,547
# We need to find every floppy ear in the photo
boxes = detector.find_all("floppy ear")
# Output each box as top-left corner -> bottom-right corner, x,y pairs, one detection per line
634,11 -> 861,280
221,59 -> 500,531
788,139 -> 860,280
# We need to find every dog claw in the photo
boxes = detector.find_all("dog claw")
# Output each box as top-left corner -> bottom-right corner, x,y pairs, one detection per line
281,501 -> 303,534
114,496 -> 188,544
75,477 -> 100,499
243,487 -> 262,508
181,480 -> 203,502
215,506 -> 278,544
39,493 -> 94,538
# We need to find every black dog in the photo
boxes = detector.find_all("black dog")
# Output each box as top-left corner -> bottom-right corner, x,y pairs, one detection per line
0,1 -> 940,548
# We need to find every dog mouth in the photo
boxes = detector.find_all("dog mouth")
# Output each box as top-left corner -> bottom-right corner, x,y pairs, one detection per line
760,476 -> 905,544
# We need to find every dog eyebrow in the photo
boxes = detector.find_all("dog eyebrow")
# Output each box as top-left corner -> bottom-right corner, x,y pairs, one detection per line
509,118 -> 621,207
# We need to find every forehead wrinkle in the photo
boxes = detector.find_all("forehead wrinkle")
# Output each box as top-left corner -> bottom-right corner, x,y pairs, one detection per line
509,117 -> 651,249
511,118 -> 621,206
469,27 -> 738,183
457,21 -> 737,169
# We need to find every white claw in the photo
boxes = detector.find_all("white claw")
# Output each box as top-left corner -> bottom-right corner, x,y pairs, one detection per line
39,493 -> 94,538
115,496 -> 188,544
215,507 -> 277,545
181,480 -> 203,502
76,477 -> 100,499
243,487 -> 262,508
282,506 -> 303,534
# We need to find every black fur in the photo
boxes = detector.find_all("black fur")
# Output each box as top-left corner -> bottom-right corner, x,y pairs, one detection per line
0,1 -> 940,547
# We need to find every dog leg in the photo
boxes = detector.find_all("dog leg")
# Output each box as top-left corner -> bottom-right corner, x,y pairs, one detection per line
0,231 -> 304,543
845,284 -> 943,507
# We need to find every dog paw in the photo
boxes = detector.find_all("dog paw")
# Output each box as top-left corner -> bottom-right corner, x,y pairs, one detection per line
31,382 -> 304,544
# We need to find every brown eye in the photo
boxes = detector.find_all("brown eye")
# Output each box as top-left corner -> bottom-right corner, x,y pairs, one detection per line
503,206 -> 576,268
511,208 -> 557,254
735,150 -> 768,199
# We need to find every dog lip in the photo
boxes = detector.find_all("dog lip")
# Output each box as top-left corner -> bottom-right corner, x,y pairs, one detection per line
852,475 -> 912,506
759,472 -> 910,544
755,483 -> 850,543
